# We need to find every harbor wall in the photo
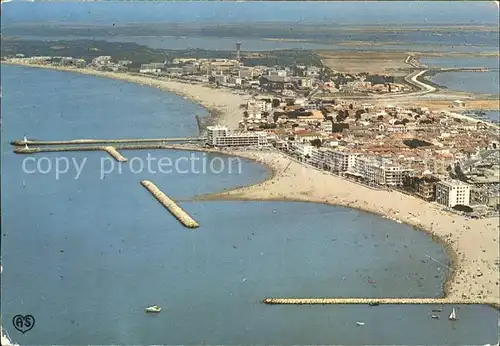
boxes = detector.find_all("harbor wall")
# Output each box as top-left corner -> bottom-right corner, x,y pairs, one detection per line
263,297 -> 498,306
141,180 -> 199,229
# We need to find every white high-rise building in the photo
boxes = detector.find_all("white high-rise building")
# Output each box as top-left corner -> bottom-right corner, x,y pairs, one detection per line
246,100 -> 271,119
207,125 -> 229,146
206,126 -> 267,147
435,180 -> 471,207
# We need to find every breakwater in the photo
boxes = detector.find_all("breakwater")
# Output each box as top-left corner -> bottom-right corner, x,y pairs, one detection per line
13,144 -> 187,154
11,137 -> 204,146
103,146 -> 127,162
263,298 -> 498,307
14,145 -> 130,162
141,180 -> 200,229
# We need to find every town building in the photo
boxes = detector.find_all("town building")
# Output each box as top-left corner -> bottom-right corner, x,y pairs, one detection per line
290,142 -> 314,158
246,100 -> 272,119
348,156 -> 412,186
140,63 -> 165,74
435,180 -> 471,207
325,150 -> 359,173
206,126 -> 267,147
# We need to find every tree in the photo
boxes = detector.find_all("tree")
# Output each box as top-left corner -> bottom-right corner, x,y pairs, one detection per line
336,113 -> 344,122
377,115 -> 384,121
452,205 -> 473,213
272,99 -> 281,108
243,111 -> 249,118
349,103 -> 353,110
310,138 -> 322,148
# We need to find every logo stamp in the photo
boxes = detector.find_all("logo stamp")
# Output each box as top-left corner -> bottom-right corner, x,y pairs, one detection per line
12,314 -> 35,334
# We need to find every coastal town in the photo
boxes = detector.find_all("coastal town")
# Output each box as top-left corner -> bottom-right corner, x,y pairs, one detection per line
5,50 -> 498,220
2,40 -> 500,328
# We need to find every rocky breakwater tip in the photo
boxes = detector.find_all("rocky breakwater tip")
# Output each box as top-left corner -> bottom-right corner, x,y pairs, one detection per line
103,146 -> 128,162
140,180 -> 200,229
13,147 -> 41,154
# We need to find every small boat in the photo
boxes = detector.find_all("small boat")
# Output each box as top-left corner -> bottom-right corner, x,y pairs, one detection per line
431,308 -> 442,312
369,302 -> 379,306
356,321 -> 365,326
145,305 -> 161,313
448,308 -> 457,321
431,314 -> 439,319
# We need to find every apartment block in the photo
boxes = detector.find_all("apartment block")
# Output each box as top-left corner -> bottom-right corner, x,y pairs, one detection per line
349,156 -> 412,186
325,150 -> 359,173
206,126 -> 267,147
435,180 -> 471,207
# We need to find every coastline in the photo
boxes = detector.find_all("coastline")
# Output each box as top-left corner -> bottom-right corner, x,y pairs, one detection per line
193,148 -> 500,305
4,61 -> 499,305
1,62 -> 250,130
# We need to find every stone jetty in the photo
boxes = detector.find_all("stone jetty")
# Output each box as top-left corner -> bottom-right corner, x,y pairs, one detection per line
263,297 -> 498,307
141,180 -> 199,229
11,137 -> 203,146
103,146 -> 128,162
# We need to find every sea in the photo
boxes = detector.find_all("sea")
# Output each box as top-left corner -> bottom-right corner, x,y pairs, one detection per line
420,57 -> 500,96
1,59 -> 499,346
1,2 -> 500,345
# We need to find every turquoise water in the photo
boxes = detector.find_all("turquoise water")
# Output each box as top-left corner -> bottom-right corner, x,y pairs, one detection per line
1,65 -> 499,345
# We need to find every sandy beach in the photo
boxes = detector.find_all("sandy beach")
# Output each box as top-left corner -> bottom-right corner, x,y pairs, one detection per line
3,62 -> 250,130
4,61 -> 499,305
197,149 -> 500,305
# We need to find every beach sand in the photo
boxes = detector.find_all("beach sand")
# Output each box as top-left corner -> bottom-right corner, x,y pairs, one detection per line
5,61 -> 499,305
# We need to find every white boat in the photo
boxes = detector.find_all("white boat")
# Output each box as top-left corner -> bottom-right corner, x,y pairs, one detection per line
1,326 -> 19,346
356,321 -> 365,326
449,308 -> 457,321
145,305 -> 161,313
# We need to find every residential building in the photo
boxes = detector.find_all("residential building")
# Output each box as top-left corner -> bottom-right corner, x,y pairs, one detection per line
269,70 -> 287,77
246,100 -> 271,119
140,63 -> 164,74
321,121 -> 333,133
309,147 -> 326,166
435,180 -> 471,207
349,156 -> 411,186
470,185 -> 500,208
165,67 -> 184,75
207,126 -> 229,145
304,66 -> 321,77
291,142 -> 314,158
206,126 -> 267,147
326,150 -> 359,173
403,175 -> 437,201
